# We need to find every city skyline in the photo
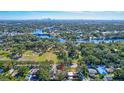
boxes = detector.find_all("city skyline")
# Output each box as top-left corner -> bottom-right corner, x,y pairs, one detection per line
0,11 -> 124,20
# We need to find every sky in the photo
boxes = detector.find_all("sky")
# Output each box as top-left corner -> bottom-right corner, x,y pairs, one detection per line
0,11 -> 124,20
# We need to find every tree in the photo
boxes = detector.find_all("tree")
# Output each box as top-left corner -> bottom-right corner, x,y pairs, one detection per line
114,68 -> 124,80
56,71 -> 67,81
38,61 -> 51,81
78,64 -> 89,79
84,55 -> 100,65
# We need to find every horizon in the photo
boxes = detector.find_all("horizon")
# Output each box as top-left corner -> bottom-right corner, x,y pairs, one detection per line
0,11 -> 124,20
1,18 -> 124,21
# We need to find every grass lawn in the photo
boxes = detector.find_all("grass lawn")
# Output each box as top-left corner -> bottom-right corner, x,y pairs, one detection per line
0,50 -> 11,61
69,68 -> 77,72
18,50 -> 39,62
68,60 -> 78,72
37,52 -> 58,63
18,50 -> 59,63
0,55 -> 11,61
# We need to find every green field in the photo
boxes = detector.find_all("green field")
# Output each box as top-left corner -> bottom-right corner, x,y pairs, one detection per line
18,50 -> 58,63
0,50 -> 11,61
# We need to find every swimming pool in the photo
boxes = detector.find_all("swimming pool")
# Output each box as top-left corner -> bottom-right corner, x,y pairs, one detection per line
97,65 -> 108,74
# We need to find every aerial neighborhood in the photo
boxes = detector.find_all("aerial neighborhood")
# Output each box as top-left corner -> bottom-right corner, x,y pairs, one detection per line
0,13 -> 124,81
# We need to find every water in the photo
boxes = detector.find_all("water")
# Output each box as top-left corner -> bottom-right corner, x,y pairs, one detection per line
0,68 -> 3,73
58,38 -> 65,43
33,29 -> 124,43
33,29 -> 52,38
32,29 -> 43,35
33,29 -> 65,42
77,38 -> 124,44
96,65 -> 108,74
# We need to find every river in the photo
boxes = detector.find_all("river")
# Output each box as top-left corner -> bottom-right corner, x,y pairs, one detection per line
33,29 -> 124,44
77,38 -> 124,43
